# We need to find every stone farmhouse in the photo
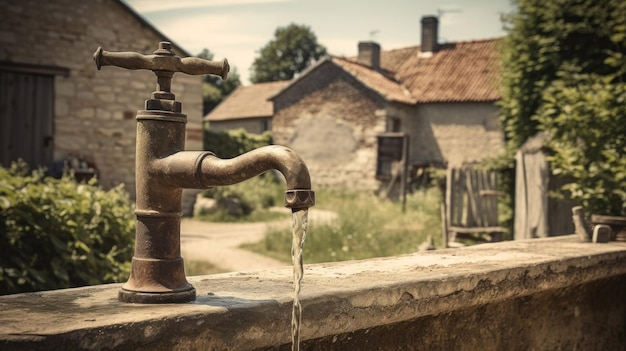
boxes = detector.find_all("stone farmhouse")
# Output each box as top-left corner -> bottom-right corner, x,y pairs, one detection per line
206,16 -> 504,193
0,0 -> 204,209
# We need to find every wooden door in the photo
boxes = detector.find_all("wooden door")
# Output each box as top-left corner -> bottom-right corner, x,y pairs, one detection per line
0,70 -> 54,169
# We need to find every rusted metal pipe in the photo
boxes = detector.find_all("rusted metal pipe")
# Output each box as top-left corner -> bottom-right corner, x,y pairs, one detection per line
94,42 -> 314,304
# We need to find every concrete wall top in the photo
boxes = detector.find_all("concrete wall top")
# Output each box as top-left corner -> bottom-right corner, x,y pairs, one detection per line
1,236 -> 626,350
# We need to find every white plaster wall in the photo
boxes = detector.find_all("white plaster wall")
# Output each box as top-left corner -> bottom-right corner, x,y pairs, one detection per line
416,102 -> 504,167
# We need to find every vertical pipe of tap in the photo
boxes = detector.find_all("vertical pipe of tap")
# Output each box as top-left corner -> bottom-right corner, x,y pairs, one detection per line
118,109 -> 196,303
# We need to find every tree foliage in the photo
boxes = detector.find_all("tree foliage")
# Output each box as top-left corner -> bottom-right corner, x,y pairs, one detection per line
537,73 -> 626,215
499,0 -> 626,215
197,48 -> 241,115
0,162 -> 135,295
249,23 -> 327,84
499,0 -> 625,147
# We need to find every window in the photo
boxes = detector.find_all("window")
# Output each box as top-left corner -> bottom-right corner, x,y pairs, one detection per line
376,133 -> 407,180
387,117 -> 402,132
260,119 -> 271,132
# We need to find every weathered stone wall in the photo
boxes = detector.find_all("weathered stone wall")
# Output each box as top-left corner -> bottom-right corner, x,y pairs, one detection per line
272,62 -> 386,190
0,0 -> 203,198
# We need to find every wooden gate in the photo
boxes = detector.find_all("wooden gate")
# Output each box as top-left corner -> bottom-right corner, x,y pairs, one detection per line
442,167 -> 506,246
0,69 -> 55,169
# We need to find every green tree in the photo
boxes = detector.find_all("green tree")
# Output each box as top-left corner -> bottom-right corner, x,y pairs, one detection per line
499,0 -> 626,215
537,73 -> 626,216
249,23 -> 327,83
499,0 -> 624,148
197,48 -> 241,115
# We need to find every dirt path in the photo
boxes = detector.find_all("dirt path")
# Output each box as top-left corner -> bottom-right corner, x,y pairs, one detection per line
180,208 -> 336,272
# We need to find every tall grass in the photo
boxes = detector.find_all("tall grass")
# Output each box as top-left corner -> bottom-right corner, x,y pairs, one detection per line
243,187 -> 443,264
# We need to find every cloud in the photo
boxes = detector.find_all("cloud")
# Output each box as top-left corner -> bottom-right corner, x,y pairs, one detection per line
124,0 -> 291,14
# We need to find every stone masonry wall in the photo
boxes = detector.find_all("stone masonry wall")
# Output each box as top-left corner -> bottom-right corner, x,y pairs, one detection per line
272,62 -> 386,190
0,0 -> 203,199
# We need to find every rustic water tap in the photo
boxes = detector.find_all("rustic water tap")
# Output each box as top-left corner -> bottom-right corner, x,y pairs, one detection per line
94,42 -> 314,304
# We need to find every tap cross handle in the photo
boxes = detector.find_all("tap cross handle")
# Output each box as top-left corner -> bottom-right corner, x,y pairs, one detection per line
94,41 -> 229,81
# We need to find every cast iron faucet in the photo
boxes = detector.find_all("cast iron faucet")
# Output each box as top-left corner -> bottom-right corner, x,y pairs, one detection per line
94,42 -> 315,304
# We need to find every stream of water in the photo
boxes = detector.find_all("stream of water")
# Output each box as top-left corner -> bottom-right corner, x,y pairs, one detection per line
291,208 -> 308,351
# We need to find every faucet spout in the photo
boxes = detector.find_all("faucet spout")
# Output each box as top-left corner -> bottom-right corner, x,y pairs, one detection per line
202,145 -> 315,210
202,145 -> 311,189
155,145 -> 315,210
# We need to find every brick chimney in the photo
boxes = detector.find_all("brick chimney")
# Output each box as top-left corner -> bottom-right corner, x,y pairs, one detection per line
357,41 -> 380,69
420,15 -> 439,55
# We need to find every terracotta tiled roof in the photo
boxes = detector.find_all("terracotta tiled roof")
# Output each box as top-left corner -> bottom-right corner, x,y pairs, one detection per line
209,38 -> 502,122
204,81 -> 289,121
330,56 -> 415,104
385,39 -> 502,103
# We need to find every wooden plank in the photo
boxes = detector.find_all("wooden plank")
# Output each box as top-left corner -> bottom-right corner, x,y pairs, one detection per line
17,73 -> 32,165
455,169 -> 465,226
441,201 -> 449,247
448,226 -> 508,234
514,150 -> 530,239
488,171 -> 498,226
465,169 -> 478,227
445,167 -> 453,232
478,170 -> 489,226
475,169 -> 486,227
0,72 -> 12,166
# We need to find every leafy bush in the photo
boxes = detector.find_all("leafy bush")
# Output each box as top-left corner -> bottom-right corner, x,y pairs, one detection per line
204,128 -> 272,159
199,172 -> 286,222
0,162 -> 135,295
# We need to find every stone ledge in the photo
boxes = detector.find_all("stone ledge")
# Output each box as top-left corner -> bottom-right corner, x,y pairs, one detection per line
1,235 -> 626,350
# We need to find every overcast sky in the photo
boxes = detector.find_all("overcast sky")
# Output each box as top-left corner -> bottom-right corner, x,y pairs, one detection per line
123,0 -> 515,84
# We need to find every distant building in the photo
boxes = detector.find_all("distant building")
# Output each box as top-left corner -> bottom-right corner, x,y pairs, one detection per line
204,16 -> 504,193
0,0 -> 203,210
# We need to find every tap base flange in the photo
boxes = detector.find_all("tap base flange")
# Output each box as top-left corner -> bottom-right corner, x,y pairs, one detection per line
118,287 -> 196,304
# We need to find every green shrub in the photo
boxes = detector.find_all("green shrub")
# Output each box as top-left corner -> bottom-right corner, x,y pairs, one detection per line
204,128 -> 272,158
199,172 -> 286,222
0,162 -> 135,295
